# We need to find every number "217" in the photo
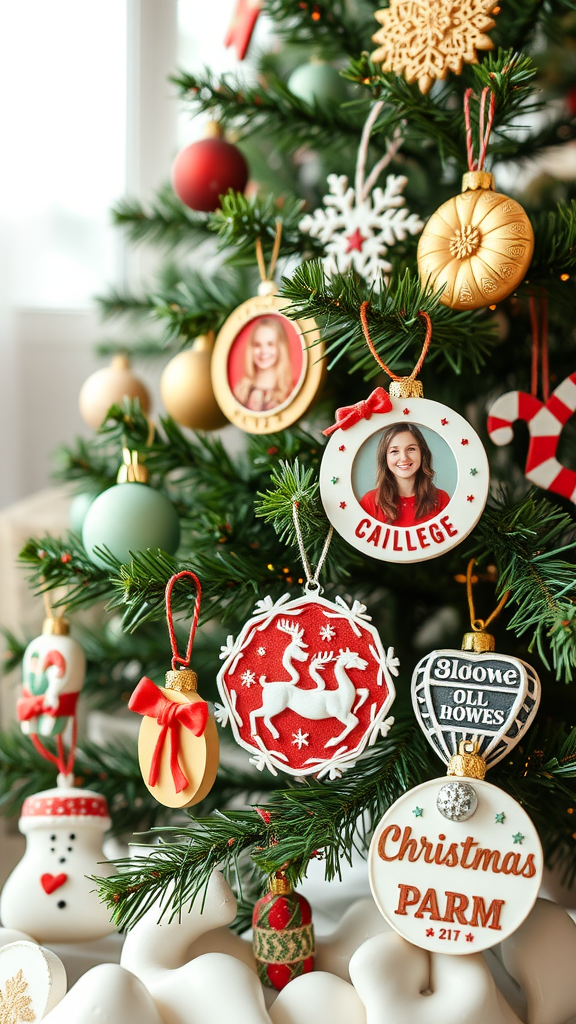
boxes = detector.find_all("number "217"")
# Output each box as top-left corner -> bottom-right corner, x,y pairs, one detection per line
439,928 -> 460,940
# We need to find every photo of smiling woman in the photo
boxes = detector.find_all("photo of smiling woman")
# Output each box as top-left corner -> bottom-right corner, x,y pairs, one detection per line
360,423 -> 450,526
232,316 -> 295,413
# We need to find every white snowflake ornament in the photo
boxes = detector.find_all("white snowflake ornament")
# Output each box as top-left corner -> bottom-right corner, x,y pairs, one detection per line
300,172 -> 423,289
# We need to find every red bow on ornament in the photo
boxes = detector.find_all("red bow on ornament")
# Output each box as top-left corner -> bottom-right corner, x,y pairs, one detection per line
128,676 -> 208,793
17,690 -> 79,721
323,387 -> 393,436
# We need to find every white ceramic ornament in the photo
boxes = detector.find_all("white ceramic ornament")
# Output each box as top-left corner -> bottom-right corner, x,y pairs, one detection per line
0,941 -> 67,1020
348,931 -> 521,1024
368,776 -> 543,955
320,389 -> 489,564
121,869 -> 270,1024
215,591 -> 397,779
0,785 -> 115,944
270,971 -> 366,1024
18,619 -> 85,739
42,962 -> 164,1024
412,647 -> 541,769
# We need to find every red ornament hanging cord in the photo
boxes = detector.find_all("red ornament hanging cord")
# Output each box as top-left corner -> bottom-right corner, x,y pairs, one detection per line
464,86 -> 496,173
129,570 -> 207,793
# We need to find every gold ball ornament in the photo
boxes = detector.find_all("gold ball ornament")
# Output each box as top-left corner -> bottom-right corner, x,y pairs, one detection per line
160,332 -> 228,431
417,172 -> 534,310
79,355 -> 151,429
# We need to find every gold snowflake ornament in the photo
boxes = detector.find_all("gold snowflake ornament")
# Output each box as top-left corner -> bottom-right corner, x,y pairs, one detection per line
372,0 -> 498,94
0,970 -> 35,1024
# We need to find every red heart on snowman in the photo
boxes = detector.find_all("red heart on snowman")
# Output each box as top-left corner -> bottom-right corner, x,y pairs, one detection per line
41,872 -> 67,894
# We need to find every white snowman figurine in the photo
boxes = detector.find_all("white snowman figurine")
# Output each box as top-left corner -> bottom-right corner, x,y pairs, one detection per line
0,779 -> 116,943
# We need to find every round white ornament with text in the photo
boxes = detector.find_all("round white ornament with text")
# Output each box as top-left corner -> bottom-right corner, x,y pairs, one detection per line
320,397 -> 489,562
368,776 -> 542,954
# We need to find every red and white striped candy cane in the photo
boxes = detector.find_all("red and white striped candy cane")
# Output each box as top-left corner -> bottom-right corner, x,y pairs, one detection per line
487,372 -> 576,504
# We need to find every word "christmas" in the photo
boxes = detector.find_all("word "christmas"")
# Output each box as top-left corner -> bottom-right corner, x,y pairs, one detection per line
355,514 -> 457,552
378,826 -> 537,877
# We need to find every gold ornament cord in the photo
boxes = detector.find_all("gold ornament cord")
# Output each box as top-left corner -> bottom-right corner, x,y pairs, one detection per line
465,557 -> 509,633
359,301 -> 431,390
255,219 -> 283,283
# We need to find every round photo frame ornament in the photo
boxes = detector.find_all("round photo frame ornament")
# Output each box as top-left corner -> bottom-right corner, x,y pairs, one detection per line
211,224 -> 325,434
319,308 -> 488,563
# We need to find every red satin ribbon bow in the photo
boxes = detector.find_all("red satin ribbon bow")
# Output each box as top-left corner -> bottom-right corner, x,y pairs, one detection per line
128,677 -> 208,794
17,690 -> 79,722
323,387 -> 392,436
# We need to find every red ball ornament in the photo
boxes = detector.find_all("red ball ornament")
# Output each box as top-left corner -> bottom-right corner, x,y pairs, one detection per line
172,130 -> 249,213
252,874 -> 315,990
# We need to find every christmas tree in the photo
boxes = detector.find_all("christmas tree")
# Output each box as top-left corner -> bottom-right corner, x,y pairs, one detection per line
3,0 -> 576,946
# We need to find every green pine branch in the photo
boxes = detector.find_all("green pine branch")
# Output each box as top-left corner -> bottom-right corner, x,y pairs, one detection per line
94,716 -> 576,930
278,263 -> 498,376
474,492 -> 576,681
112,184 -> 211,249
263,0 -> 377,58
208,191 -> 323,266
172,67 -> 368,148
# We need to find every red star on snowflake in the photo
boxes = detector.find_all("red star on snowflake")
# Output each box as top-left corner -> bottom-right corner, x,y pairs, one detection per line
467,495 -> 475,502
465,933 -> 474,942
426,928 -> 434,937
441,417 -> 448,425
339,501 -> 347,509
345,228 -> 367,253
461,438 -> 469,446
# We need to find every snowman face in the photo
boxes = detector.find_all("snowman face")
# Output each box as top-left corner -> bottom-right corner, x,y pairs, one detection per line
0,820 -> 115,943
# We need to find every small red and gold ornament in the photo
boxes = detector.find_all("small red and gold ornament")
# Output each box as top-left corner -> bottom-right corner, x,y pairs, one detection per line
129,571 -> 219,808
252,872 -> 315,990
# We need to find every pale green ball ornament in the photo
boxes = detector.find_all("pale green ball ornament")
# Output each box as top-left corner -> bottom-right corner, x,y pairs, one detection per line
82,450 -> 180,568
287,63 -> 349,108
70,492 -> 95,536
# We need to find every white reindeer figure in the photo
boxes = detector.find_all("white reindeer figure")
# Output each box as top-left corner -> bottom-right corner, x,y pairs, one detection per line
258,620 -> 309,688
250,647 -> 369,748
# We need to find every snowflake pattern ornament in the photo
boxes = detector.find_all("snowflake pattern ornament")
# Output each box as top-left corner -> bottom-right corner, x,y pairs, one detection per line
216,593 -> 396,778
300,172 -> 423,289
372,0 -> 498,95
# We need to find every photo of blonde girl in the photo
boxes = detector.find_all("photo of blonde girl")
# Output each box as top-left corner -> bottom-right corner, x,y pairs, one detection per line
232,316 -> 296,413
360,423 -> 450,526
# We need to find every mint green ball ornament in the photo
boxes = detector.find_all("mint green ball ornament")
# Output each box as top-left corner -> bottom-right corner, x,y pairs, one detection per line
70,492 -> 95,536
287,63 -> 349,108
82,483 -> 180,568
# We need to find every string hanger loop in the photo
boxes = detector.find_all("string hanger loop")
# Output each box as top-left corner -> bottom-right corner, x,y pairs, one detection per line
255,218 -> 283,285
464,557 -> 509,633
292,501 -> 333,595
165,570 -> 202,672
464,87 -> 496,173
359,301 -> 432,397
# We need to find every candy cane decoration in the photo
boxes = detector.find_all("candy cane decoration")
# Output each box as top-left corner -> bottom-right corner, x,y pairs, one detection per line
487,372 -> 576,503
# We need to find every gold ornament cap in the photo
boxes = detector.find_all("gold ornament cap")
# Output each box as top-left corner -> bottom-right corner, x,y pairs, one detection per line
462,171 -> 495,192
192,330 -> 215,354
42,617 -> 70,637
447,740 -> 487,780
117,448 -> 149,485
269,873 -> 292,896
165,668 -> 198,692
461,630 -> 496,653
389,378 -> 424,399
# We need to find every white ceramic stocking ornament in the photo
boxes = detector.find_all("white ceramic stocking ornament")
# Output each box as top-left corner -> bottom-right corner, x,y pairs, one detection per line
0,784 -> 115,943
368,568 -> 544,957
319,312 -> 489,564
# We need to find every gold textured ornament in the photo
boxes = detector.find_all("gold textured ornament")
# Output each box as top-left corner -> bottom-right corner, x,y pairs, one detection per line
447,739 -> 487,779
160,332 -> 229,431
418,171 -> 535,310
79,354 -> 151,430
371,0 -> 497,95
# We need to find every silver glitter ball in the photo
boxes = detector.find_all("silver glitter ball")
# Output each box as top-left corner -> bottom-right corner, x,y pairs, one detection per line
436,781 -> 478,822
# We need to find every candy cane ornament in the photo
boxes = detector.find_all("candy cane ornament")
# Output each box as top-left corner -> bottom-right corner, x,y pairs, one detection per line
487,371 -> 576,503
